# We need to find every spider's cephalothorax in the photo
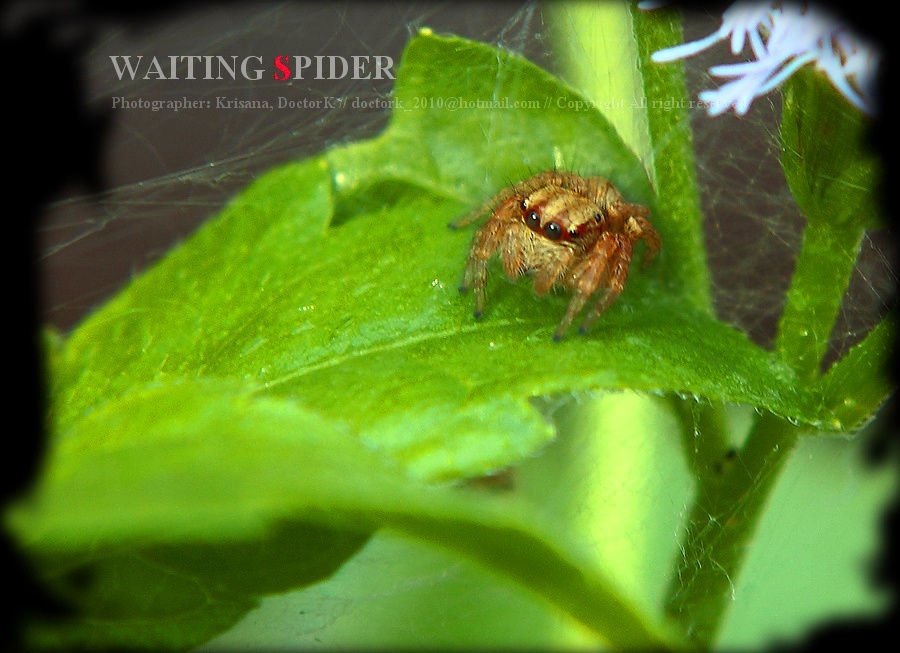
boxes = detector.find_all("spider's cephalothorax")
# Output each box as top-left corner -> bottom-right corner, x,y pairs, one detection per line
452,171 -> 660,340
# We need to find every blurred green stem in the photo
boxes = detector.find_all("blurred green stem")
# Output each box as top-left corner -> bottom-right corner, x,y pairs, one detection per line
664,412 -> 801,646
668,399 -> 732,479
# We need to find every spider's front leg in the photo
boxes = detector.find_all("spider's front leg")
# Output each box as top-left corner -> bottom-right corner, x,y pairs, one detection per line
458,197 -> 524,319
461,221 -> 529,319
553,233 -> 630,340
577,234 -> 633,335
459,220 -> 500,319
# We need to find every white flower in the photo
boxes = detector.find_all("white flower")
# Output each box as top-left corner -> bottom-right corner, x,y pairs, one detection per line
646,1 -> 880,116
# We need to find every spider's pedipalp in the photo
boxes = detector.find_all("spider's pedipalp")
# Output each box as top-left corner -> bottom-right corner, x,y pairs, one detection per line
627,215 -> 661,268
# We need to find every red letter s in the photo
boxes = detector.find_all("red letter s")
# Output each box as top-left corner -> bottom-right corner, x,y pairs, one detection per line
273,55 -> 291,81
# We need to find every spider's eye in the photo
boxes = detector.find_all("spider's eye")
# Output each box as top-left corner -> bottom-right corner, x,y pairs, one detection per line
543,221 -> 562,240
525,210 -> 541,230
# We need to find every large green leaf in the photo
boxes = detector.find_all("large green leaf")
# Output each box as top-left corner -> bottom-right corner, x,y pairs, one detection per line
16,377 -> 679,649
18,381 -> 374,649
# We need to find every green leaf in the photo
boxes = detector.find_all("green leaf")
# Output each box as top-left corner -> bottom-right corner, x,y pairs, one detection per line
14,378 -> 378,649
814,317 -> 896,431
13,378 -> 679,649
781,67 -> 881,232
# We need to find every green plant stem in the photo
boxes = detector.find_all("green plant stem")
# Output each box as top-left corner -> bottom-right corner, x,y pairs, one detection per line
632,3 -> 711,313
775,220 -> 866,380
668,398 -> 732,478
664,412 -> 801,647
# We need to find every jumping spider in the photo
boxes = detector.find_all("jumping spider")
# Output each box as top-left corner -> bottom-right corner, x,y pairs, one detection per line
452,171 -> 661,340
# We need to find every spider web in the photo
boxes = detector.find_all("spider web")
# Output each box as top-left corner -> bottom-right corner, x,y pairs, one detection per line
27,1 -> 895,649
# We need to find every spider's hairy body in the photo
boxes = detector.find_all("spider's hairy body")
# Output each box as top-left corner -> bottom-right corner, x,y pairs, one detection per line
453,171 -> 660,340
